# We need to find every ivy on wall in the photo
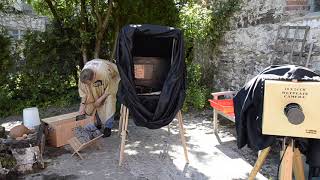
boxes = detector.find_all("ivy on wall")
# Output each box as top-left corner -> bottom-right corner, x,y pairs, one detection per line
179,0 -> 242,110
208,0 -> 242,52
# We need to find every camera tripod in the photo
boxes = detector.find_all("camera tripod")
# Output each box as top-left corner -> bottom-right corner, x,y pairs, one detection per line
249,138 -> 305,180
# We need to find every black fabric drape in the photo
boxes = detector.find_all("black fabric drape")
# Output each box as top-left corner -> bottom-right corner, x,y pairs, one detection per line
116,24 -> 186,129
233,65 -> 320,177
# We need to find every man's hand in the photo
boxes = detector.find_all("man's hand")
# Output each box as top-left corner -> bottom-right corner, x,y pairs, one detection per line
79,103 -> 86,115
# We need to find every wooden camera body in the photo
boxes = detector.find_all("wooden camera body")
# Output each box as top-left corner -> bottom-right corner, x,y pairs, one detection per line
262,80 -> 320,139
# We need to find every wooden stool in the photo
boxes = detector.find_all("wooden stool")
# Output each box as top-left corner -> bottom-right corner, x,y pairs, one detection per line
68,134 -> 103,160
118,104 -> 189,166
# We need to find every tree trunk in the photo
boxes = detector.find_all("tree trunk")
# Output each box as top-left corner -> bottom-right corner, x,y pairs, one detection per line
81,46 -> 88,64
93,0 -> 113,59
94,30 -> 103,58
80,0 -> 89,64
111,24 -> 119,60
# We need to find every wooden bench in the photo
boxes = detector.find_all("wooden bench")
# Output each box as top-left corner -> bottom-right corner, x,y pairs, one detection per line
208,91 -> 236,133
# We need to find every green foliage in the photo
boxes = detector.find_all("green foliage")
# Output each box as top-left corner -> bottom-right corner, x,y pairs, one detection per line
0,28 -> 13,85
0,0 -> 13,12
208,0 -> 241,51
115,0 -> 179,27
179,3 -> 212,42
0,0 -> 242,116
183,63 -> 209,111
0,24 -> 80,117
179,0 -> 241,111
0,1 -> 181,117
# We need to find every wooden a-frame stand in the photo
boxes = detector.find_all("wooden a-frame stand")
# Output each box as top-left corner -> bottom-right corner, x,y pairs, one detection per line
249,138 -> 305,180
118,104 -> 189,166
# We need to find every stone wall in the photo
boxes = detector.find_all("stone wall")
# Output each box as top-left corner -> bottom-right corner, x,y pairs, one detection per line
203,0 -> 320,91
0,13 -> 47,32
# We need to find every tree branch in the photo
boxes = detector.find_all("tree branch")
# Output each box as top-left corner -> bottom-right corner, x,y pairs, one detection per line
80,0 -> 89,63
93,0 -> 113,58
101,0 -> 112,30
44,0 -> 63,27
90,0 -> 101,25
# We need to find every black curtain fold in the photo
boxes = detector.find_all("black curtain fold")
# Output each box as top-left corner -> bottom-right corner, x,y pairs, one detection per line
233,65 -> 320,177
116,24 -> 186,129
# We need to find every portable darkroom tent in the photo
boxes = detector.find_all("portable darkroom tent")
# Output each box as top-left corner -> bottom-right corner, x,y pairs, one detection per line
116,24 -> 186,129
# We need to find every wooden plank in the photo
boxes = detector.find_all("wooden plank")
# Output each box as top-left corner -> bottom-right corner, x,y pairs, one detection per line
306,41 -> 314,67
216,111 -> 235,122
293,148 -> 305,180
79,134 -> 103,151
289,26 -> 299,63
299,26 -> 310,61
211,91 -> 236,98
286,0 -> 308,6
178,111 -> 189,163
213,108 -> 218,133
277,37 -> 306,42
42,112 -> 78,124
118,105 -> 124,136
280,142 -> 294,180
47,117 -> 94,147
282,26 -> 290,57
119,105 -> 128,166
248,146 -> 271,180
279,26 -> 310,30
68,137 -> 81,150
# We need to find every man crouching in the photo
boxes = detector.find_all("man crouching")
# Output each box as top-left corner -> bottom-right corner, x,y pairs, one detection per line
78,59 -> 120,137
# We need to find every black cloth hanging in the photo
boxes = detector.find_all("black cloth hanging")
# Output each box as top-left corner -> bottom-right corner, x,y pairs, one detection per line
115,24 -> 186,129
233,65 -> 320,177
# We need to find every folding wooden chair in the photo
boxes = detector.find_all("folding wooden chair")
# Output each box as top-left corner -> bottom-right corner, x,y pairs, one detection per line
68,134 -> 103,160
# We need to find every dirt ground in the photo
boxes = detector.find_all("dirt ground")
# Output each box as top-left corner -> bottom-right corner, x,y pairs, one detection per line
1,106 -> 280,180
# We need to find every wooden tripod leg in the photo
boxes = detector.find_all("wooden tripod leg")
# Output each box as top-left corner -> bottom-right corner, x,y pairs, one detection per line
119,106 -> 129,166
125,106 -> 129,140
177,110 -> 189,163
118,104 -> 124,136
293,148 -> 305,180
280,141 -> 294,180
213,109 -> 218,133
248,146 -> 271,180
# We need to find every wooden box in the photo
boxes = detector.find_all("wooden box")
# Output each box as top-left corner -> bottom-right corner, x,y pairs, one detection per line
263,80 -> 320,139
42,112 -> 94,147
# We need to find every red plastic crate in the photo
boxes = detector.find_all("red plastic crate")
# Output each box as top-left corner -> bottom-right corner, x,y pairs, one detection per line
208,99 -> 235,116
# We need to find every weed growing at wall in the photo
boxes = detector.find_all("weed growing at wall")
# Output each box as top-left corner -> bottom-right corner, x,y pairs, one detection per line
179,0 -> 241,110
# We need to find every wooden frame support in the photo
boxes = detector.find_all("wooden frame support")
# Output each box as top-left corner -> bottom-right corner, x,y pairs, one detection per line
279,140 -> 294,180
177,111 -> 189,163
68,134 -> 103,160
118,104 -> 189,166
119,104 -> 129,166
293,148 -> 305,180
248,139 -> 305,180
248,146 -> 271,180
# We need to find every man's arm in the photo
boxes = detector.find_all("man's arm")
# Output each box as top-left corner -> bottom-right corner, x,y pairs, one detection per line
94,85 -> 109,107
78,80 -> 87,114
93,62 -> 118,107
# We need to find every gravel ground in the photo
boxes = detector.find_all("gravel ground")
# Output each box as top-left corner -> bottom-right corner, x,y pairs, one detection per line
1,107 -> 280,180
